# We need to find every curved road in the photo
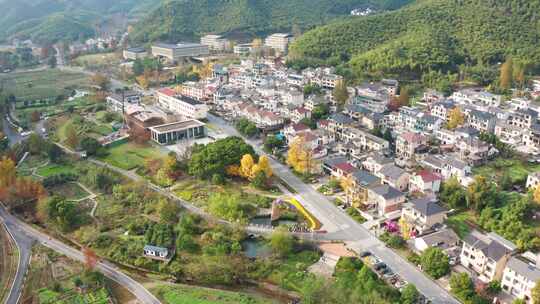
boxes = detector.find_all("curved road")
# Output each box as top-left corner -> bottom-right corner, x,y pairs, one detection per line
0,206 -> 160,304
207,113 -> 459,304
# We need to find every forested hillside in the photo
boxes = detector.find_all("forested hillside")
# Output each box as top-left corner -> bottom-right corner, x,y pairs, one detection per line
290,0 -> 540,79
129,0 -> 413,43
0,0 -> 162,43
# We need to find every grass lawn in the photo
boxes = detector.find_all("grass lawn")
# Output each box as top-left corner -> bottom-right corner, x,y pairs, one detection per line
37,163 -> 77,177
446,211 -> 476,238
0,69 -> 92,101
47,183 -> 90,201
473,157 -> 540,185
152,284 -> 277,304
73,53 -> 119,66
99,142 -> 165,170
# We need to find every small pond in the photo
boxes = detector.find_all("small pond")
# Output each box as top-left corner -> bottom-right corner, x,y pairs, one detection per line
241,237 -> 271,259
249,215 -> 297,227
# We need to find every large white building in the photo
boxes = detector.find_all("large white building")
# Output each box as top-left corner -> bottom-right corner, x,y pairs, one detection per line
151,43 -> 209,62
264,33 -> 294,53
200,34 -> 229,51
156,88 -> 208,120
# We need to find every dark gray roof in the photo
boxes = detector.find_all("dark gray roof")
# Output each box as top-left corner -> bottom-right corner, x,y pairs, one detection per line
454,126 -> 480,136
323,157 -> 349,167
419,228 -> 459,249
144,245 -> 168,253
469,109 -> 495,121
351,170 -> 380,186
330,113 -> 355,125
410,197 -> 446,216
126,47 -> 146,53
379,164 -> 407,181
345,104 -> 371,115
434,100 -> 455,109
179,95 -> 202,105
506,257 -> 540,282
482,241 -> 510,261
369,184 -> 404,200
463,231 -> 511,261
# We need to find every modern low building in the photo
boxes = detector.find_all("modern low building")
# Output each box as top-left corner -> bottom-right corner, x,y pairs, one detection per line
106,91 -> 142,112
149,119 -> 206,145
200,34 -> 229,51
264,33 -> 294,53
234,43 -> 253,56
123,47 -> 148,60
151,42 -> 209,62
156,88 -> 208,119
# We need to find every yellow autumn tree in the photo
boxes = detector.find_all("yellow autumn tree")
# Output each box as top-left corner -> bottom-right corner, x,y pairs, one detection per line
287,137 -> 313,174
399,217 -> 412,240
447,107 -> 465,129
534,185 -> 540,205
240,154 -> 255,179
257,155 -> 273,177
0,157 -> 16,188
136,75 -> 149,89
226,164 -> 241,177
340,174 -> 356,206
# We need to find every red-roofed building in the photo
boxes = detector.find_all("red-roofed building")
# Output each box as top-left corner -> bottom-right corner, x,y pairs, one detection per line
396,131 -> 427,159
291,107 -> 312,123
409,170 -> 442,194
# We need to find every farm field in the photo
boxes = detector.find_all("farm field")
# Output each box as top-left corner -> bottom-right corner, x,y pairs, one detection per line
0,69 -> 92,101
151,284 -> 279,304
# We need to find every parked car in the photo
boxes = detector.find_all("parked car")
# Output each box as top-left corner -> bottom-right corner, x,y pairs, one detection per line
374,262 -> 387,271
359,251 -> 371,258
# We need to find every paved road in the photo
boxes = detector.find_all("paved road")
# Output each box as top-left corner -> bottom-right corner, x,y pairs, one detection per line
1,210 -> 33,304
207,114 -> 459,304
0,206 -> 161,304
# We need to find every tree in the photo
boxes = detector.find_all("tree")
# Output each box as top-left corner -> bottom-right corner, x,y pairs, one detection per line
333,80 -> 349,106
440,176 -> 466,209
48,56 -> 57,68
251,171 -> 269,190
398,87 -> 410,106
500,57 -> 513,90
312,103 -> 330,120
91,73 -> 110,91
263,135 -> 285,153
447,107 -> 465,129
499,171 -> 513,191
158,199 -> 180,224
80,137 -> 101,156
400,284 -> 420,304
257,155 -> 273,178
420,247 -> 450,279
65,127 -> 79,149
0,156 -> 16,189
45,196 -> 78,231
27,133 -> 44,155
532,280 -> 540,304
82,247 -> 98,270
269,226 -> 294,257
287,137 -> 313,174
46,142 -> 64,163
136,75 -> 149,89
132,59 -> 144,76
450,273 -> 475,302
240,154 -> 255,179
534,186 -> 540,205
466,175 -> 497,212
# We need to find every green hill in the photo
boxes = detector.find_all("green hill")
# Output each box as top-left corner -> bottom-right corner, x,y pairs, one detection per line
129,0 -> 413,43
290,0 -> 540,79
0,0 -> 162,43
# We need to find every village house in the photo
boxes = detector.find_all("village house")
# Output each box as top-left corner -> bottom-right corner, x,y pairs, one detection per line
526,172 -> 540,189
460,231 -> 516,283
362,153 -> 394,175
430,100 -> 456,121
413,228 -> 459,253
327,113 -> 356,139
422,89 -> 445,106
290,107 -> 311,123
409,170 -> 442,194
463,109 -> 496,133
421,154 -> 472,185
377,164 -> 409,192
346,170 -> 381,205
366,184 -> 406,217
395,131 -> 427,160
143,245 -> 171,261
401,197 -> 447,236
502,255 -> 540,303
